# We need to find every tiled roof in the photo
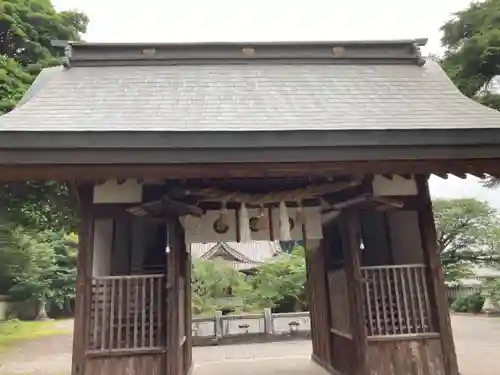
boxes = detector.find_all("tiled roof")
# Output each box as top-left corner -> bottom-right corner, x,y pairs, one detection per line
191,241 -> 282,271
1,40 -> 499,132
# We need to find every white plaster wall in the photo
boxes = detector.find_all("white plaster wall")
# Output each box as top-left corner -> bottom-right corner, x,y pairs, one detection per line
93,179 -> 142,203
92,219 -> 114,277
184,210 -> 237,243
184,206 -> 323,243
269,207 -> 322,240
247,208 -> 271,241
372,175 -> 417,196
387,210 -> 424,264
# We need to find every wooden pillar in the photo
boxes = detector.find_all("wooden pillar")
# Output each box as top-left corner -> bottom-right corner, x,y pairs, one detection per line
339,210 -> 368,375
303,223 -> 331,368
71,185 -> 94,375
183,237 -> 193,374
165,216 -> 184,375
416,175 -> 459,375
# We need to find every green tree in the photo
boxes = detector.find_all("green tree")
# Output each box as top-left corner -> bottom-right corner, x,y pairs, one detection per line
440,0 -> 500,187
1,0 -> 88,113
441,0 -> 500,105
0,1 -> 88,232
6,228 -> 77,319
191,259 -> 251,315
433,198 -> 500,281
249,246 -> 307,312
0,1 -> 87,318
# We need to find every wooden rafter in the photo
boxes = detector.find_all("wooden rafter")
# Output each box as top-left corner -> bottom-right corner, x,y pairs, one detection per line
127,196 -> 203,218
322,194 -> 404,213
184,180 -> 362,205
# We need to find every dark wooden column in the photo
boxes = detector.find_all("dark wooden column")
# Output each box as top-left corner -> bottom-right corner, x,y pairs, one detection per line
71,185 -> 94,375
165,216 -> 184,375
339,210 -> 368,375
183,248 -> 193,374
416,175 -> 459,375
303,222 -> 331,369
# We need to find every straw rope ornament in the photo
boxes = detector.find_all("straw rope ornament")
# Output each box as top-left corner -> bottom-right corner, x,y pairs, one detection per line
186,181 -> 360,241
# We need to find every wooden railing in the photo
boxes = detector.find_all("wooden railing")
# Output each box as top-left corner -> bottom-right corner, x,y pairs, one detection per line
361,264 -> 434,337
327,269 -> 351,337
88,274 -> 165,352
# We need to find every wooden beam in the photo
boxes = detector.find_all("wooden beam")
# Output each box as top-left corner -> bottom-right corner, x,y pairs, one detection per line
323,194 -> 404,212
339,210 -> 368,375
415,175 -> 459,375
127,197 -> 203,218
71,185 -> 94,375
371,196 -> 404,209
2,158 -> 500,181
91,203 -> 136,219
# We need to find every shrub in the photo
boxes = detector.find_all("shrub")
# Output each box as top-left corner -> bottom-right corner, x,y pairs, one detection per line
451,292 -> 485,313
485,279 -> 500,306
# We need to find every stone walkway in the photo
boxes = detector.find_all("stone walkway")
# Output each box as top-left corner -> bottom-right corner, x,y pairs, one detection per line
193,341 -> 323,375
0,315 -> 499,375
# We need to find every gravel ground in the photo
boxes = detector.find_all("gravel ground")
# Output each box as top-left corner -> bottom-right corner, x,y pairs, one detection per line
0,315 -> 499,375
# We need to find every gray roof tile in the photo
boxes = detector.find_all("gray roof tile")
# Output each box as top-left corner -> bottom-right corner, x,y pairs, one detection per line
1,59 -> 499,132
191,241 -> 281,270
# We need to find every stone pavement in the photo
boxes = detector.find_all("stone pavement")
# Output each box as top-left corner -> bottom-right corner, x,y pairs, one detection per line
0,314 -> 499,375
193,341 -> 324,375
194,315 -> 500,375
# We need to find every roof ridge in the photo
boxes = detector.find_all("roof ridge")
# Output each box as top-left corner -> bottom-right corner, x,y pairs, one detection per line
219,242 -> 255,262
199,242 -> 254,263
65,39 -> 427,67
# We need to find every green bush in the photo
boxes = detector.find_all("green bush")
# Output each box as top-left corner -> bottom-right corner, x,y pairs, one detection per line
451,292 -> 485,313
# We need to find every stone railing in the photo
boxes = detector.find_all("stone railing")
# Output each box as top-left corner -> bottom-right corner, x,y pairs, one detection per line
0,295 -> 9,321
191,308 -> 311,346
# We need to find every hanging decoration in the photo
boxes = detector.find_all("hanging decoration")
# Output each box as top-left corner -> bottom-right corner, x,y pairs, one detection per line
279,201 -> 291,241
295,202 -> 306,226
218,200 -> 229,227
239,202 -> 252,242
256,204 -> 268,230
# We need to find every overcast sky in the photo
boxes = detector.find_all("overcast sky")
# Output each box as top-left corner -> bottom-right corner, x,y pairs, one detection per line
50,0 -> 499,208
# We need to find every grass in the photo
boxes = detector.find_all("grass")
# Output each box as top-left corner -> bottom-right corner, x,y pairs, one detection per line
0,319 -> 72,351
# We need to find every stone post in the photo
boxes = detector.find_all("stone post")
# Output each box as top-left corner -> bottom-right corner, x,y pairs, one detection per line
263,308 -> 274,335
214,311 -> 223,341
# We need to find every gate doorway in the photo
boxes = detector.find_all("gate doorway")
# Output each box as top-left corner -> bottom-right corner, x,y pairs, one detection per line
71,173 -> 458,375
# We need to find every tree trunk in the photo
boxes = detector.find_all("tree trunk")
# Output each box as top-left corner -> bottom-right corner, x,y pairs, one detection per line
35,300 -> 49,320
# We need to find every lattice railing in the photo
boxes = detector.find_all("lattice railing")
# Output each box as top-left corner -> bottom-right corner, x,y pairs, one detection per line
327,269 -> 351,336
361,264 -> 434,336
88,274 -> 165,351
